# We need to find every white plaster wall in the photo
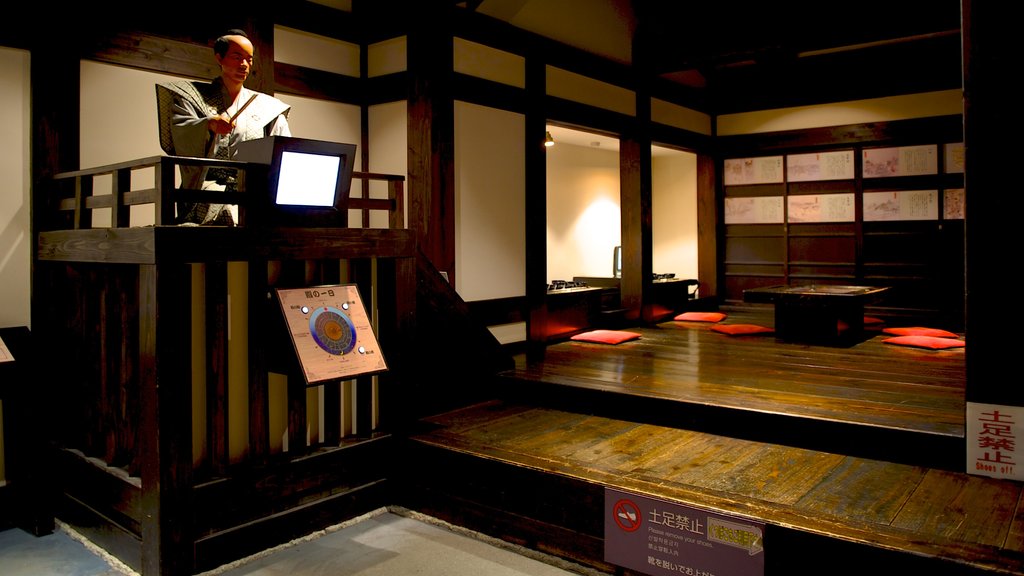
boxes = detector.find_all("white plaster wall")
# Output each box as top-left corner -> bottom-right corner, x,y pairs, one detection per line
275,26 -> 359,77
454,101 -> 526,300
652,149 -> 698,282
368,101 -> 409,229
454,38 -> 525,88
0,47 -> 30,331
546,141 -> 621,282
0,46 -> 31,483
80,61 -> 180,227
368,37 -> 407,78
547,65 -> 635,117
718,89 -> 963,135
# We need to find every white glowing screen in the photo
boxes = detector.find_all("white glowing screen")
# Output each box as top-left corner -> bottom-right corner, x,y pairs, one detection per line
275,151 -> 342,207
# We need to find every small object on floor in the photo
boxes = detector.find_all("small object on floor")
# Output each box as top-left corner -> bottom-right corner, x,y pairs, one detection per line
711,324 -> 774,336
883,326 -> 959,338
863,316 -> 885,330
883,335 -> 965,350
674,311 -> 727,323
570,330 -> 641,344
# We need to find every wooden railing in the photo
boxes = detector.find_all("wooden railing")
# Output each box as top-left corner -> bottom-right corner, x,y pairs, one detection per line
43,155 -> 405,231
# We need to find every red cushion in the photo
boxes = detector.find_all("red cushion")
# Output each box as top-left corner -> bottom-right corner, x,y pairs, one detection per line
711,324 -> 774,336
674,311 -> 727,323
883,326 -> 959,338
883,335 -> 965,350
570,330 -> 641,345
863,316 -> 885,326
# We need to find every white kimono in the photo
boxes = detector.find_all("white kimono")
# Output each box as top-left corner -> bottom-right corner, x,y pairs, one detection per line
156,77 -> 291,225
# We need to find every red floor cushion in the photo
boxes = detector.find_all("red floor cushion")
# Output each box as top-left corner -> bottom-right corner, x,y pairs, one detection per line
570,330 -> 642,345
674,311 -> 727,323
711,324 -> 774,336
883,326 -> 959,338
883,335 -> 965,350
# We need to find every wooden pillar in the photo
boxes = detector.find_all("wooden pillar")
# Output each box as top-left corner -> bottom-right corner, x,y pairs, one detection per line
31,35 -> 79,315
963,0 -> 1014,407
959,0 -> 1024,482
696,153 -> 719,299
0,327 -> 54,536
245,16 -> 277,96
619,137 -> 652,323
525,55 -> 549,358
407,7 -> 456,287
139,263 -> 195,575
23,20 -> 80,540
622,27 -> 654,324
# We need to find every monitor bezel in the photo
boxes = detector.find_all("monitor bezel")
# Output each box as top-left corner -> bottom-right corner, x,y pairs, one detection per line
235,136 -> 357,227
265,138 -> 356,216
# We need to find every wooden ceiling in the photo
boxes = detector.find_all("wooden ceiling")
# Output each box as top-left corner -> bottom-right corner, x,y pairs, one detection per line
461,0 -> 964,114
8,0 -> 962,117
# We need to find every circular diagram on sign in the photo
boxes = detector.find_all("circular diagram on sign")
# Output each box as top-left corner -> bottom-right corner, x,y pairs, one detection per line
309,306 -> 357,355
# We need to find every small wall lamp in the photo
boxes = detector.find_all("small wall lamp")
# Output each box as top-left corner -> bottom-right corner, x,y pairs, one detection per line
544,131 -> 555,147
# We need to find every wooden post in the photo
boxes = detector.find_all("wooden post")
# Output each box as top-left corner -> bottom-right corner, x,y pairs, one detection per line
406,5 -> 456,287
139,262 -> 195,575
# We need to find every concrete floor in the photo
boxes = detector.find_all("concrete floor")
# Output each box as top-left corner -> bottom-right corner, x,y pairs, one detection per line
0,508 -> 597,576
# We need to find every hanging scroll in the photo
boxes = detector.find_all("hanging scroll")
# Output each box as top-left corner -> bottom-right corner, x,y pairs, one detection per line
944,142 -> 965,174
724,196 -> 784,224
862,145 -> 938,178
944,188 -> 965,220
787,194 -> 855,223
864,190 -> 939,221
786,150 -> 855,182
724,156 -> 784,185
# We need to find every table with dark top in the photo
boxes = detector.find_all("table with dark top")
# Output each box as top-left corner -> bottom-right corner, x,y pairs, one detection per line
743,284 -> 889,344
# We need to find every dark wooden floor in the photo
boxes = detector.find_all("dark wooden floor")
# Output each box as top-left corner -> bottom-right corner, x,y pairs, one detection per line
403,307 -> 1024,574
496,304 -> 967,469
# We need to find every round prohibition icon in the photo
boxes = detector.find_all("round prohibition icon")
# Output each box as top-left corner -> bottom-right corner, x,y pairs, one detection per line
613,498 -> 642,532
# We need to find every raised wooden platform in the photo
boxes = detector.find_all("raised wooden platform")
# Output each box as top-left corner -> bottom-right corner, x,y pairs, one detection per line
399,305 -> 1004,575
497,305 -> 966,470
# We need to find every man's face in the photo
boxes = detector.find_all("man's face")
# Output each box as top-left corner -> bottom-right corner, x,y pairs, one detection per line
217,36 -> 254,85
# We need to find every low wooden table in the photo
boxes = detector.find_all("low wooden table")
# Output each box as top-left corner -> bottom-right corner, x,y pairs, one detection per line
743,284 -> 889,344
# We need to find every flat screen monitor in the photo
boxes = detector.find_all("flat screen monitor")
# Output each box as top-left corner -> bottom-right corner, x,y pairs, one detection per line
275,150 -> 342,207
235,136 -> 357,226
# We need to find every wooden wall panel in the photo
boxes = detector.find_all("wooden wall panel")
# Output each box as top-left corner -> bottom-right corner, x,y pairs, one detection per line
719,118 -> 963,325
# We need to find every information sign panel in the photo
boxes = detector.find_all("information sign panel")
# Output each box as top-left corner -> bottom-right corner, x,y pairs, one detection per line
276,285 -> 387,385
605,488 -> 765,576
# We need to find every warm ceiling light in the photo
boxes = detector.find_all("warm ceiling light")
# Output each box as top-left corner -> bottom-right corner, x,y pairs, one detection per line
544,131 -> 555,147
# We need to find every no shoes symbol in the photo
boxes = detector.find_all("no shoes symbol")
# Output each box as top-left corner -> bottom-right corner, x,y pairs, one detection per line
613,499 -> 641,532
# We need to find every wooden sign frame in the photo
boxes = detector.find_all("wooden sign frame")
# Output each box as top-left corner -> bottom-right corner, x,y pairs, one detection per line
276,284 -> 388,386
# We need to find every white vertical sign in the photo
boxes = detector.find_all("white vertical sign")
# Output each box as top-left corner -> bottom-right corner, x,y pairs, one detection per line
967,402 -> 1024,481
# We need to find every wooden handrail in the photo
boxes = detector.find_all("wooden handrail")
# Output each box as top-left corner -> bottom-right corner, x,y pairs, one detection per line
45,155 -> 406,230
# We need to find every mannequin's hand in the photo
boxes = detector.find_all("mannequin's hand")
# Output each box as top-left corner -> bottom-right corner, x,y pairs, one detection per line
208,113 -> 234,135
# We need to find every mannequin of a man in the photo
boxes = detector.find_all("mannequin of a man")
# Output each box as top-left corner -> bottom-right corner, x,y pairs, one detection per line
156,29 -> 291,225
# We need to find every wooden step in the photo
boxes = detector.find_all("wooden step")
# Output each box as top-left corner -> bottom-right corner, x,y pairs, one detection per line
402,400 -> 1024,576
